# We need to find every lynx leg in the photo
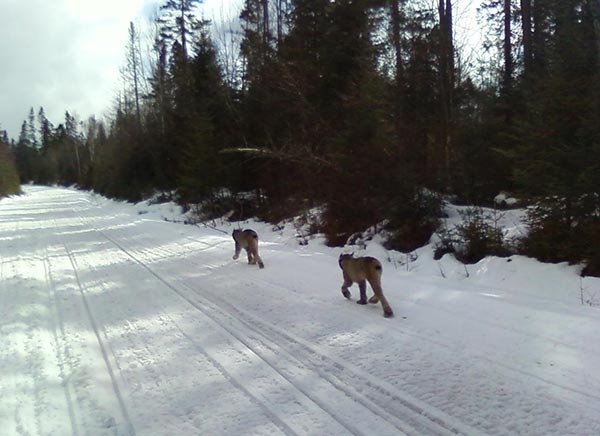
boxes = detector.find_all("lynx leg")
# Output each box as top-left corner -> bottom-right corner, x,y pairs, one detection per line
357,280 -> 368,305
233,242 -> 241,260
341,274 -> 352,299
372,285 -> 393,318
368,295 -> 380,304
246,248 -> 255,264
255,253 -> 265,269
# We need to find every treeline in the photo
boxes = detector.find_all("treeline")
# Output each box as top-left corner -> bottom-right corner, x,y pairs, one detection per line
5,0 -> 600,275
0,130 -> 20,197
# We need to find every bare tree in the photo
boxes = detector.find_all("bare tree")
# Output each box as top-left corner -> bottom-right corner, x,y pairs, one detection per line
210,1 -> 244,88
123,22 -> 144,129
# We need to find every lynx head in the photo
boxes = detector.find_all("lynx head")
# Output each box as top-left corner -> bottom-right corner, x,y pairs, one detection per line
338,252 -> 354,268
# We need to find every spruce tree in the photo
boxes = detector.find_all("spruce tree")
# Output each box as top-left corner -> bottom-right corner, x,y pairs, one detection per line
510,1 -> 600,274
14,119 -> 37,183
0,130 -> 21,196
177,23 -> 227,205
158,0 -> 204,63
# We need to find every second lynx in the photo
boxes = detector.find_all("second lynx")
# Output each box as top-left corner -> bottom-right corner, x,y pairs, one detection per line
232,229 -> 265,269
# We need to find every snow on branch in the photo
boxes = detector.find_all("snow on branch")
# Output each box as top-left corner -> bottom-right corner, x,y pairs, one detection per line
219,146 -> 335,169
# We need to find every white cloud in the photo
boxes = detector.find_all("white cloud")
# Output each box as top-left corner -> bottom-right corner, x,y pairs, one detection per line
0,0 -> 248,139
0,0 -> 161,139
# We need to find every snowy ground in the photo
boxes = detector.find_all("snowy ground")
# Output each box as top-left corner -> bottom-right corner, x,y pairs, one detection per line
1,185 -> 600,436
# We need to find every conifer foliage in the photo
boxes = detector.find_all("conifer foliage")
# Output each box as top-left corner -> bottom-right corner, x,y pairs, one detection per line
3,1 -> 599,275
0,129 -> 20,197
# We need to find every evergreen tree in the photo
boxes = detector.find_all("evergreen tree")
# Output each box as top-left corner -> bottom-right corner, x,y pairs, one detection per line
508,1 -> 600,274
14,119 -> 38,183
0,130 -> 21,196
148,1 -> 206,189
38,107 -> 53,151
240,0 -> 275,90
436,0 -> 455,189
35,107 -> 56,183
27,107 -> 38,149
147,35 -> 175,190
177,22 -> 228,204
159,0 -> 204,63
10,0 -> 599,274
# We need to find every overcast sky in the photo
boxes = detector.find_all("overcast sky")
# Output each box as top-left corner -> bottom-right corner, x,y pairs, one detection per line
1,0 -> 478,141
0,0 -> 240,140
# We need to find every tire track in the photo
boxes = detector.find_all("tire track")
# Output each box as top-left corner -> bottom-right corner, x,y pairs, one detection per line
153,225 -> 599,432
75,216 -> 368,436
237,267 -> 600,415
76,212 -> 476,436
42,244 -> 82,436
195,242 -> 600,411
57,229 -> 303,436
74,194 -> 600,434
163,317 -> 303,436
186,287 -> 479,436
53,218 -> 136,436
69,211 -> 355,435
98,223 -> 600,433
1,219 -> 45,436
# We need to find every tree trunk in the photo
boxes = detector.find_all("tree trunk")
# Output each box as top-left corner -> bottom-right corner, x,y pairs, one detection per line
532,0 -> 546,74
503,0 -> 513,93
445,0 -> 454,85
129,22 -> 142,130
438,0 -> 454,189
521,0 -> 533,77
262,0 -> 270,51
276,0 -> 284,44
390,0 -> 405,159
390,0 -> 402,85
587,0 -> 600,63
180,0 -> 188,63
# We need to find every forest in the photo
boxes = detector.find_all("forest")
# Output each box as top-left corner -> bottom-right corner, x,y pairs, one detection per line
1,0 -> 599,276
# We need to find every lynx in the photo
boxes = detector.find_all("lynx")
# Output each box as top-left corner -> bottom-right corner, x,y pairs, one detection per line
338,253 -> 393,318
232,229 -> 264,268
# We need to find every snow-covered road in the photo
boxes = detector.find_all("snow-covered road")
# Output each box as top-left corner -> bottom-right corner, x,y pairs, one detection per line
1,186 -> 600,436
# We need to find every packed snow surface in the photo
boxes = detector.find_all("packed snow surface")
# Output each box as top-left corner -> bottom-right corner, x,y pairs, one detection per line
1,185 -> 600,436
